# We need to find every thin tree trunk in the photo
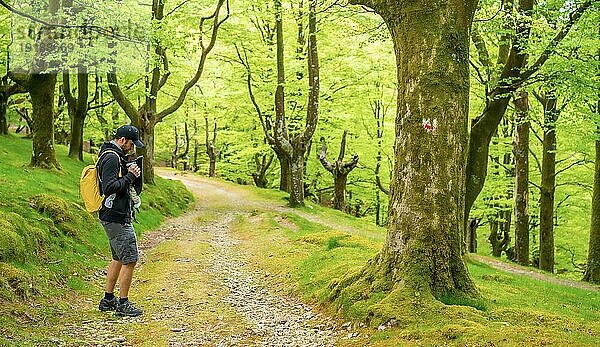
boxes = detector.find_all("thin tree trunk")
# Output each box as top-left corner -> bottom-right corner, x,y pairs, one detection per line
538,93 -> 558,272
584,127 -> 600,283
513,91 -> 530,265
205,117 -> 219,178
66,70 -> 89,161
0,91 -> 7,134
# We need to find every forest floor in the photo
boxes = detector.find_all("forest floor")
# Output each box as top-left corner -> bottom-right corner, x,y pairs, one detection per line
51,169 -> 600,346
59,169 -> 348,346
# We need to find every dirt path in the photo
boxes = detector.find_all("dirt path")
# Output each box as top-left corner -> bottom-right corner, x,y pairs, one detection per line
60,170 -> 598,346
469,254 -> 600,291
61,169 -> 342,346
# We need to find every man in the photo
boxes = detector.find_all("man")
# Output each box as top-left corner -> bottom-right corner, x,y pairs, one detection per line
97,125 -> 144,317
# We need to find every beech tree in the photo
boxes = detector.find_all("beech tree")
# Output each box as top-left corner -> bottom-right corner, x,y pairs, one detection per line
318,130 -> 359,212
584,120 -> 600,283
513,90 -> 530,265
583,36 -> 600,283
205,117 -> 219,177
108,0 -> 229,184
533,89 -> 562,272
244,0 -> 320,206
0,76 -> 25,135
466,0 -> 594,220
251,153 -> 274,188
331,0 -> 480,304
3,0 -> 61,168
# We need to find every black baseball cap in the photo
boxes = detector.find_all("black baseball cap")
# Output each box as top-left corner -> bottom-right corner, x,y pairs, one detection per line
115,125 -> 144,148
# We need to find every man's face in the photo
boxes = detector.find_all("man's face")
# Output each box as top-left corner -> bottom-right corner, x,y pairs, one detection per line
119,138 -> 135,153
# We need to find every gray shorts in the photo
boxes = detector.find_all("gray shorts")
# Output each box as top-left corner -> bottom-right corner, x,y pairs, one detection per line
100,221 -> 139,265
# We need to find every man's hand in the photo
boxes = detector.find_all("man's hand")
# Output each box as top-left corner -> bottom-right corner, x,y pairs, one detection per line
127,163 -> 141,178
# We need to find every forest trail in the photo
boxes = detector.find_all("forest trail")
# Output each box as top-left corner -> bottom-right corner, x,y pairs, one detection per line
62,169 -> 345,346
61,169 -> 598,346
469,254 -> 600,292
156,170 -> 600,295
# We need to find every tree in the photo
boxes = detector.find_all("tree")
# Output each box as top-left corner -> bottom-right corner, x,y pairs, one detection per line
466,0 -> 594,220
584,119 -> 600,283
249,0 -> 320,206
0,76 -> 26,135
318,130 -> 359,211
513,90 -> 530,265
205,117 -> 219,177
331,0 -> 479,307
251,153 -> 274,188
171,122 -> 190,170
583,35 -> 600,282
236,45 -> 292,192
108,0 -> 229,184
62,68 -> 89,161
533,89 -> 561,272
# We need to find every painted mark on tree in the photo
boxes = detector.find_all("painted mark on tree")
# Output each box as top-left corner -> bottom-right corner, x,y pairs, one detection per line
422,118 -> 437,134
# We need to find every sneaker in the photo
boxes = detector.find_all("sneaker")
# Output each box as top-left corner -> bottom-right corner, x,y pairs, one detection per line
115,300 -> 143,317
98,296 -> 118,311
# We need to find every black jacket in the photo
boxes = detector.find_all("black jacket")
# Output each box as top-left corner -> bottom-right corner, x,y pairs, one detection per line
97,142 -> 136,224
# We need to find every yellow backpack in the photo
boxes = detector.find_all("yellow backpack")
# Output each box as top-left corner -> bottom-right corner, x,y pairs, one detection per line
80,150 -> 120,213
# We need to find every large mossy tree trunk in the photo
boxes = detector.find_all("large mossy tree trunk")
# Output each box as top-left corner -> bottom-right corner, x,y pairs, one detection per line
513,91 -> 530,266
537,91 -> 558,272
331,0 -> 479,303
29,73 -> 60,169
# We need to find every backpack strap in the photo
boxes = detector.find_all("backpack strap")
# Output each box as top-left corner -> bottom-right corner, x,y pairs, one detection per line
96,149 -> 123,184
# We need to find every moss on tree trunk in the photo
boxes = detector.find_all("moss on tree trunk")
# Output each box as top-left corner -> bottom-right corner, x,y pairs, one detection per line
513,91 -> 530,266
29,73 -> 60,169
331,1 -> 480,316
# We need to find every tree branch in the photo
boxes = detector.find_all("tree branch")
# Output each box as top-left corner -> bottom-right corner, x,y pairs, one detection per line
156,0 -> 229,121
106,73 -> 140,123
516,0 -> 593,85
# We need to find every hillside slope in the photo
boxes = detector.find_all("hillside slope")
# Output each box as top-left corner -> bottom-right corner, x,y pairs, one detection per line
0,135 -> 194,341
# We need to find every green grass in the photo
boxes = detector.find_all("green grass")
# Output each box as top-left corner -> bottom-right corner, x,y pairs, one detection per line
0,134 -> 194,344
220,178 -> 600,346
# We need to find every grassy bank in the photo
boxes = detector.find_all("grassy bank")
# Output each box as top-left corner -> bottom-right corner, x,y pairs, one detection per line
0,135 -> 194,343
215,180 -> 600,346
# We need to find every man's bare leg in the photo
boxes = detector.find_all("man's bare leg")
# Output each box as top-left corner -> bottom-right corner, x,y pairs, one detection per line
105,260 -> 122,294
118,262 -> 136,299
